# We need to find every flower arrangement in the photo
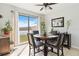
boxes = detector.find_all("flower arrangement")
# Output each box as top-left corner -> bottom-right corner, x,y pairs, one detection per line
66,20 -> 71,33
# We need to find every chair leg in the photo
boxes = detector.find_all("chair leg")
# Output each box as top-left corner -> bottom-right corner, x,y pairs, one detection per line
38,47 -> 40,52
51,48 -> 53,52
34,48 -> 35,56
46,47 -> 48,56
57,48 -> 59,56
61,47 -> 64,56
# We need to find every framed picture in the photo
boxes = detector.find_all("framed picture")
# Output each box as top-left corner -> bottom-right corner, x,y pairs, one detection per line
51,17 -> 64,27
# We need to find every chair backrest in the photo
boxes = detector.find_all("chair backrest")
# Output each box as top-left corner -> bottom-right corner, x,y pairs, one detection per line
33,30 -> 39,35
51,31 -> 57,35
27,33 -> 36,47
56,33 -> 64,47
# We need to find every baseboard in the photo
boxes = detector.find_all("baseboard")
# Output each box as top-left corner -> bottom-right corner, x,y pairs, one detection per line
71,45 -> 79,49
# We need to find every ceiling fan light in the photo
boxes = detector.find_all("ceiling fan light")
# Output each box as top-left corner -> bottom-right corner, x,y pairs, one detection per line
40,7 -> 43,11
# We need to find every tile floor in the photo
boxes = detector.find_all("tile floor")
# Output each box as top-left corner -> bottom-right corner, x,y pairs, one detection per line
7,44 -> 79,56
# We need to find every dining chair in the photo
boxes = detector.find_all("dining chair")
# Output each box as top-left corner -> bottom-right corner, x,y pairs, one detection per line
27,33 -> 44,56
49,31 -> 59,42
33,30 -> 40,41
46,33 -> 64,56
51,31 -> 57,35
33,30 -> 39,35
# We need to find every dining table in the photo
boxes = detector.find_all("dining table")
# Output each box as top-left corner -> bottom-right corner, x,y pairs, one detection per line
34,34 -> 58,56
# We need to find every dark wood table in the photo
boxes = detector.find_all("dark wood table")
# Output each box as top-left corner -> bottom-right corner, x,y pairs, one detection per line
34,34 -> 58,56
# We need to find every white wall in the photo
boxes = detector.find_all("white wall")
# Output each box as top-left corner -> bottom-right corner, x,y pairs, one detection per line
0,3 -> 13,33
0,3 -> 44,46
45,3 -> 79,48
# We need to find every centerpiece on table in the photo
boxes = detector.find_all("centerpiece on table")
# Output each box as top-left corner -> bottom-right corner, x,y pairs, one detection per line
40,21 -> 47,36
66,20 -> 71,34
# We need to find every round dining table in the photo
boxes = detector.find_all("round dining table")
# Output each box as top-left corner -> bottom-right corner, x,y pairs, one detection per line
34,34 -> 58,56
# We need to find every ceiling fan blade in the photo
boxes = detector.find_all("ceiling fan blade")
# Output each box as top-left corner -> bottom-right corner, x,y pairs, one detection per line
48,6 -> 52,10
48,3 -> 57,5
35,4 -> 43,6
40,7 -> 43,11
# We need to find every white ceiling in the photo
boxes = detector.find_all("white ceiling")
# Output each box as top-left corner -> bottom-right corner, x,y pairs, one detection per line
9,3 -> 58,14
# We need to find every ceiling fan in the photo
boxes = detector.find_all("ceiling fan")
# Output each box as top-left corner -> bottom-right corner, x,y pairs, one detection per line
36,3 -> 57,11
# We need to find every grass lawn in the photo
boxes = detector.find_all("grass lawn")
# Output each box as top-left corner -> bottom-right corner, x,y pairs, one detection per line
20,35 -> 28,43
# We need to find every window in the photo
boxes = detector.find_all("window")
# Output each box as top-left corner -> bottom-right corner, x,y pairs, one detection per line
19,15 -> 38,43
19,15 -> 28,27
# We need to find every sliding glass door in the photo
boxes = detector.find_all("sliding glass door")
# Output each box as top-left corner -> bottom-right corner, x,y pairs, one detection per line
19,15 -> 38,44
29,16 -> 38,33
19,15 -> 28,43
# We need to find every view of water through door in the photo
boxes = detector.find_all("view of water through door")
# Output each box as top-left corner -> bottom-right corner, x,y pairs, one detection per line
19,15 -> 38,44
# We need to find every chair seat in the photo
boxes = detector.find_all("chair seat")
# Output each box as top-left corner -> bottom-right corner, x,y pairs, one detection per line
35,41 -> 44,47
47,40 -> 57,47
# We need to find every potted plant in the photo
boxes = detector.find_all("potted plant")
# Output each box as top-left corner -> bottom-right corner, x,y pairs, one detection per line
40,21 -> 46,36
1,21 -> 12,35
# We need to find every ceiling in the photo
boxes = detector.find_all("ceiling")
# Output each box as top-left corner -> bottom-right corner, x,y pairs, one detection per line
9,3 -> 57,14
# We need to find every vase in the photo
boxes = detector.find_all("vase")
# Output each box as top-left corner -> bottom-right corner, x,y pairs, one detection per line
43,32 -> 47,36
3,32 -> 10,37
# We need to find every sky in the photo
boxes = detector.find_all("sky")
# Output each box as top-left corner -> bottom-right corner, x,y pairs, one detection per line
19,15 -> 38,27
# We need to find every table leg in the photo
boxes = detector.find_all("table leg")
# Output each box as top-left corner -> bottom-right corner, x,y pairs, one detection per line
51,48 -> 53,52
44,40 -> 48,56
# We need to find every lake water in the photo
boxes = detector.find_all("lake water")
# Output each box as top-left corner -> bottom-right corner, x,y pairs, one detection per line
20,31 -> 32,35
20,31 -> 28,35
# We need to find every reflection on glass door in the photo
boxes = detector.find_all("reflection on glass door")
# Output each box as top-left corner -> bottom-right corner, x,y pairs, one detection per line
19,15 -> 28,43
29,16 -> 38,33
19,15 -> 38,44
